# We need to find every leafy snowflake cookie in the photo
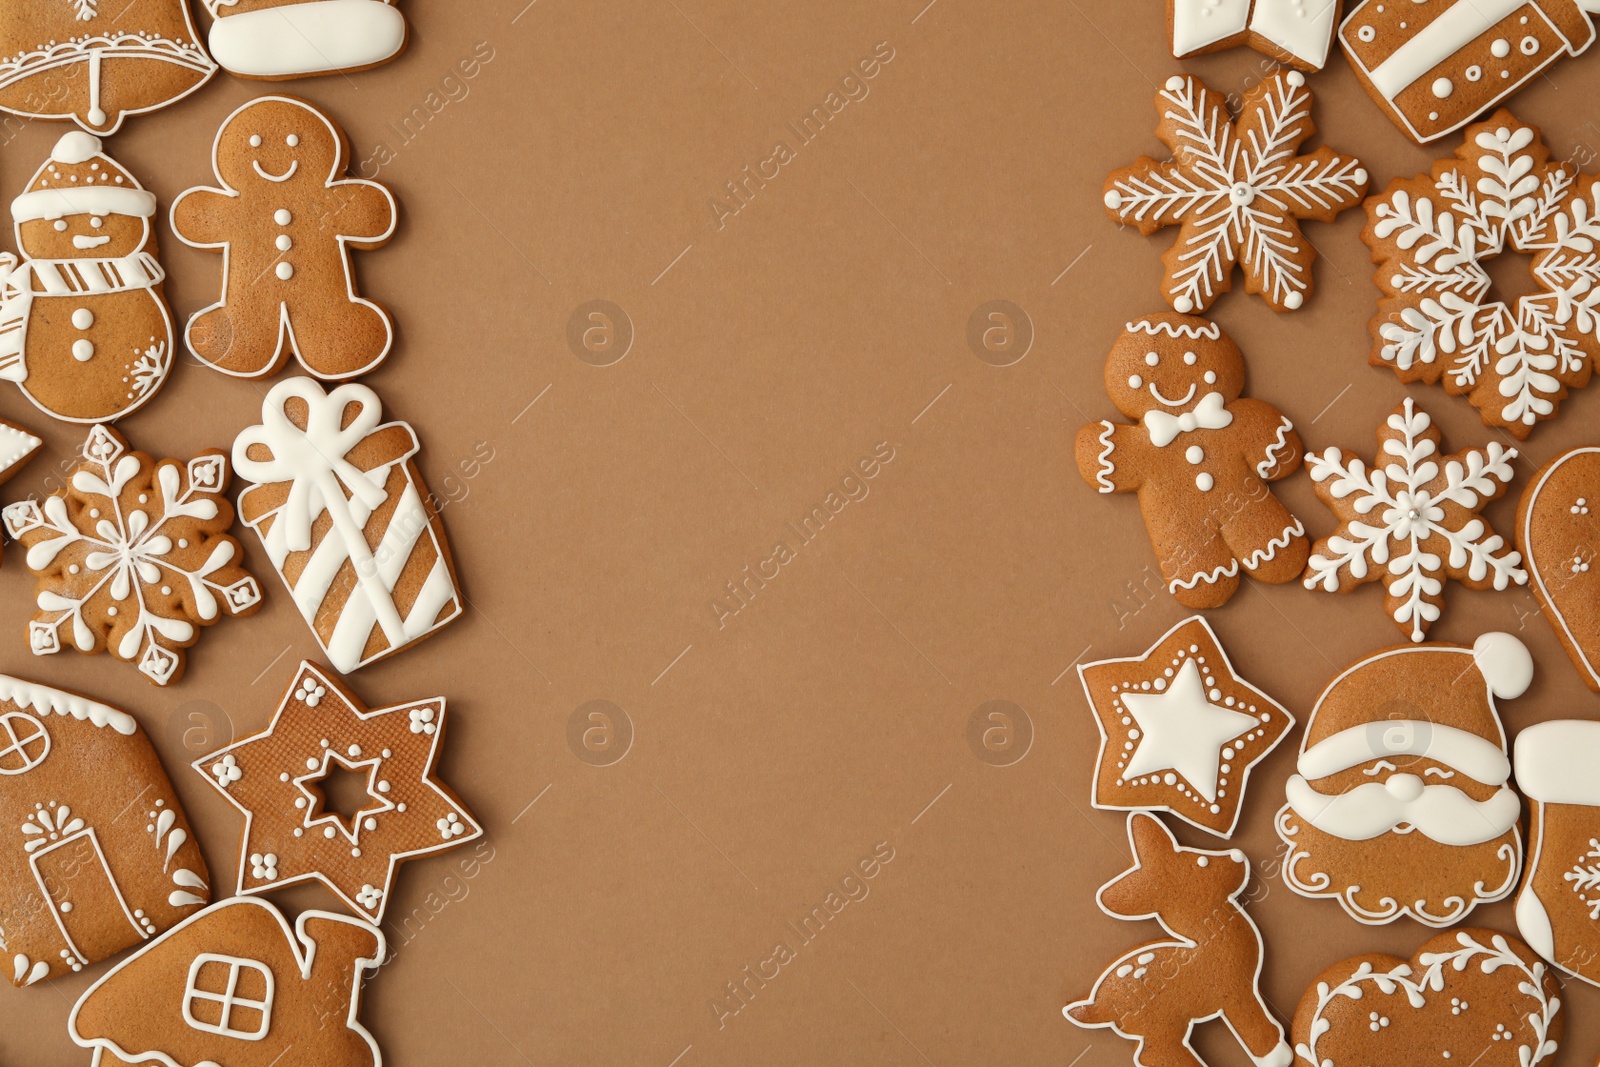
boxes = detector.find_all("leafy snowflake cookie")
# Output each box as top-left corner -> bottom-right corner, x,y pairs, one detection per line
1365,111 -> 1600,437
1,425 -> 262,685
1302,398 -> 1525,642
1103,70 -> 1368,314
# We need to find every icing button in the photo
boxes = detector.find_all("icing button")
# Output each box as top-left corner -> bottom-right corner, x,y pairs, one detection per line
72,339 -> 93,362
1491,37 -> 1510,58
1432,77 -> 1452,98
1185,446 -> 1204,464
276,262 -> 294,281
276,235 -> 292,251
274,208 -> 292,225
71,308 -> 93,330
1228,182 -> 1256,206
1195,473 -> 1214,492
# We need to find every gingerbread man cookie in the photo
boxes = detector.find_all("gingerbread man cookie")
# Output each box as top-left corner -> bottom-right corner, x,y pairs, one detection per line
171,96 -> 397,381
1075,314 -> 1308,608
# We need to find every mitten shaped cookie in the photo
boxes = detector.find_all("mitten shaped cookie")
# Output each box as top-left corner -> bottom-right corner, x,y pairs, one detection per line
171,96 -> 397,381
1075,314 -> 1308,608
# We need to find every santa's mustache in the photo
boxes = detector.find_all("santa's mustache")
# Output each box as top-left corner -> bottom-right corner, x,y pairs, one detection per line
1284,774 -> 1520,846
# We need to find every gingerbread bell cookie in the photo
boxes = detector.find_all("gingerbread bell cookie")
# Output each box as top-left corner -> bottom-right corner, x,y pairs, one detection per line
1,424 -> 263,685
1517,447 -> 1600,688
1075,314 -> 1309,608
1079,616 -> 1294,838
1292,929 -> 1561,1067
1065,813 -> 1292,1067
0,0 -> 214,134
1276,632 -> 1531,927
1513,720 -> 1600,987
233,377 -> 463,672
1,132 -> 175,423
1339,0 -> 1600,144
1302,397 -> 1525,641
195,661 -> 481,924
0,675 -> 210,987
204,0 -> 408,79
1170,0 -> 1342,70
171,96 -> 398,381
70,896 -> 384,1067
1103,71 -> 1367,313
1364,112 -> 1600,437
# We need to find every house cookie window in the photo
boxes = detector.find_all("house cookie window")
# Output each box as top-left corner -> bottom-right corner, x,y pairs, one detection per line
0,713 -> 49,774
182,953 -> 274,1040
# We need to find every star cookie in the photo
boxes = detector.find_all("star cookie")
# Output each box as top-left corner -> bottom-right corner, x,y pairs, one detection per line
193,662 -> 480,923
1079,616 -> 1293,837
1103,70 -> 1367,314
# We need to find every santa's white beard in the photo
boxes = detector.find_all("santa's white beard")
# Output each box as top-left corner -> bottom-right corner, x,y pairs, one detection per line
1275,805 -> 1520,926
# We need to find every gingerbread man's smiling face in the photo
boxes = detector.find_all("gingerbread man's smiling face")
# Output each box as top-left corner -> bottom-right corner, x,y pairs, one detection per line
215,98 -> 342,192
1104,314 -> 1245,423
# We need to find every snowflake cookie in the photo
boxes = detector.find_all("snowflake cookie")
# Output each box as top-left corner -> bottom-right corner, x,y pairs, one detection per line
1,424 -> 262,685
1302,397 -> 1525,642
1103,70 -> 1368,314
1364,112 -> 1600,437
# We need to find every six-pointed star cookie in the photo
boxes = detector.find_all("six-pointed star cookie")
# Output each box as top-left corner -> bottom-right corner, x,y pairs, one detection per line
193,661 -> 480,923
1079,616 -> 1293,837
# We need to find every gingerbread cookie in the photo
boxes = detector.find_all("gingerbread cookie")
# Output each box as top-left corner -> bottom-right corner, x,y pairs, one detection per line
195,661 -> 480,924
1339,0 -> 1599,144
1302,397 -> 1525,641
204,0 -> 408,79
0,415 -> 40,488
70,896 -> 384,1067
1276,632 -> 1531,927
1,424 -> 263,685
1170,0 -> 1342,70
1364,112 -> 1600,437
1513,719 -> 1600,986
171,96 -> 398,380
1103,71 -> 1367,314
1065,813 -> 1292,1067
1516,447 -> 1600,689
0,0 -> 213,134
233,378 -> 463,672
1079,616 -> 1294,838
0,674 -> 210,986
0,132 -> 175,423
1075,314 -> 1309,608
1292,928 -> 1561,1067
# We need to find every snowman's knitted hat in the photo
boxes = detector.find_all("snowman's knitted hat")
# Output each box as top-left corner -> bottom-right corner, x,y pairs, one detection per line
10,132 -> 157,224
206,0 -> 406,78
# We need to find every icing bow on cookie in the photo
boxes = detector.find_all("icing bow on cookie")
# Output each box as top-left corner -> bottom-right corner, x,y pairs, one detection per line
1143,391 -> 1232,446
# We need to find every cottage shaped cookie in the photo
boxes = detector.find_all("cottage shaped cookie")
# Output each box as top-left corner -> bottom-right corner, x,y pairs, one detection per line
1,424 -> 263,685
1075,314 -> 1308,608
1103,71 -> 1367,314
171,96 -> 397,381
0,675 -> 209,986
203,0 -> 408,79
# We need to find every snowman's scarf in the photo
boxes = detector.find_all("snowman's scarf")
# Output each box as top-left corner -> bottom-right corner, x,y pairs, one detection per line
0,252 -> 164,383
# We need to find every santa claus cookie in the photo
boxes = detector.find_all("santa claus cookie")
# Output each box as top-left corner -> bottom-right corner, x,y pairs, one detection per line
0,0 -> 214,134
1075,314 -> 1308,608
204,0 -> 408,79
171,96 -> 397,381
1339,0 -> 1600,144
0,132 -> 175,423
1078,616 -> 1294,838
1170,0 -> 1342,70
1516,447 -> 1600,689
1302,397 -> 1525,641
1292,928 -> 1561,1067
1103,71 -> 1367,314
1276,632 -> 1532,927
1,424 -> 263,686
1065,813 -> 1292,1067
1364,112 -> 1600,437
1513,719 -> 1600,987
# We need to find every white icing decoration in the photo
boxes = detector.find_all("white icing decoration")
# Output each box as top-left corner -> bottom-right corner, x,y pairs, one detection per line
1185,445 -> 1204,463
1125,318 -> 1220,340
1242,518 -> 1303,571
1492,37 -> 1511,58
1118,659 -> 1256,803
274,208 -> 292,225
206,0 -> 407,78
1284,773 -> 1519,844
0,675 -> 135,734
232,378 -> 462,673
1195,473 -> 1214,491
1298,720 -> 1509,783
1094,421 -> 1116,493
1170,0 -> 1253,56
1143,391 -> 1232,446
1514,720 -> 1600,805
1432,76 -> 1453,97
1255,417 -> 1294,478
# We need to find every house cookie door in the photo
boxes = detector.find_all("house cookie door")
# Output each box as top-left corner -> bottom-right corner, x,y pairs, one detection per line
27,819 -> 148,968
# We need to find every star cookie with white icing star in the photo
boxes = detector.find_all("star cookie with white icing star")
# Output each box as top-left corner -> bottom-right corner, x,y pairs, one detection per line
192,661 -> 480,924
1079,616 -> 1294,838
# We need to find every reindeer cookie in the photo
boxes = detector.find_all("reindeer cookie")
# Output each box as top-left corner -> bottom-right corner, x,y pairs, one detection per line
1075,314 -> 1308,608
170,96 -> 396,381
1065,812 -> 1292,1067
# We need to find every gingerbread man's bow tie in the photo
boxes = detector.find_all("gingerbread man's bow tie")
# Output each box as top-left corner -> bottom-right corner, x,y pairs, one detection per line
1143,391 -> 1233,447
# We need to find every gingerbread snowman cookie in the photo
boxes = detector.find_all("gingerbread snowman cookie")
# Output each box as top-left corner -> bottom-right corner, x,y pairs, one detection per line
1075,314 -> 1308,608
171,96 -> 397,381
0,132 -> 174,422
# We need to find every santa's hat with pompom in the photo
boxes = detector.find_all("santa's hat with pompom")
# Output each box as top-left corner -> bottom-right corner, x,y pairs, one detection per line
10,132 -> 156,225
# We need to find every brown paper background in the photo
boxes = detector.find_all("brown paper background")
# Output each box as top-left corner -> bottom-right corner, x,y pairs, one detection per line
1,0 -> 1599,1063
